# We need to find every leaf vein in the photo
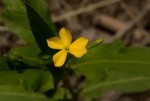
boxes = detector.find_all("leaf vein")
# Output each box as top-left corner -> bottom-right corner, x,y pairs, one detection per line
83,77 -> 150,93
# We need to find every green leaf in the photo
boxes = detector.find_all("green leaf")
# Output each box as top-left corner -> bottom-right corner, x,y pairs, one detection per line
24,1 -> 56,54
1,0 -> 55,66
0,70 -> 53,92
8,46 -> 47,67
0,85 -> 48,101
50,88 -> 69,101
70,41 -> 150,97
2,0 -> 39,49
36,71 -> 54,92
0,70 -> 53,100
25,0 -> 56,31
0,58 -> 9,71
1,0 -> 42,66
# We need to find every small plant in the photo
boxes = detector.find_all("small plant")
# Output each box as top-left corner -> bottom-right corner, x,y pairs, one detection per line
0,0 -> 150,101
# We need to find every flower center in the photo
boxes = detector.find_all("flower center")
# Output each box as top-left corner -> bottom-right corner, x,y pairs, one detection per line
65,45 -> 69,51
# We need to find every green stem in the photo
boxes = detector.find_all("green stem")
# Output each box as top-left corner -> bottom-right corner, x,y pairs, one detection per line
63,68 -> 80,101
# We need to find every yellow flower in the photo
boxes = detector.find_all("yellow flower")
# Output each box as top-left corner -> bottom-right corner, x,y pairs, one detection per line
47,27 -> 88,67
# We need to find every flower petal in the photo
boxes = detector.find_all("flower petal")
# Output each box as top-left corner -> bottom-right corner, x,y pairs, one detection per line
69,37 -> 88,50
69,37 -> 88,57
47,37 -> 65,49
53,50 -> 67,67
69,47 -> 87,58
59,27 -> 72,46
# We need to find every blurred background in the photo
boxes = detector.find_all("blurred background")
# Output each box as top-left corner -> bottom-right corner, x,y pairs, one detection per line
0,0 -> 150,101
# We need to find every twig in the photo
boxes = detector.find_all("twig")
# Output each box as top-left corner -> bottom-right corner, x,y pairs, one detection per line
108,6 -> 149,42
101,91 -> 123,101
79,0 -> 90,8
0,26 -> 9,32
94,14 -> 126,32
52,0 -> 122,22
120,2 -> 150,45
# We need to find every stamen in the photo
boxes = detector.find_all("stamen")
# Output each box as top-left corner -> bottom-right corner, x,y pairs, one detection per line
65,46 -> 69,51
